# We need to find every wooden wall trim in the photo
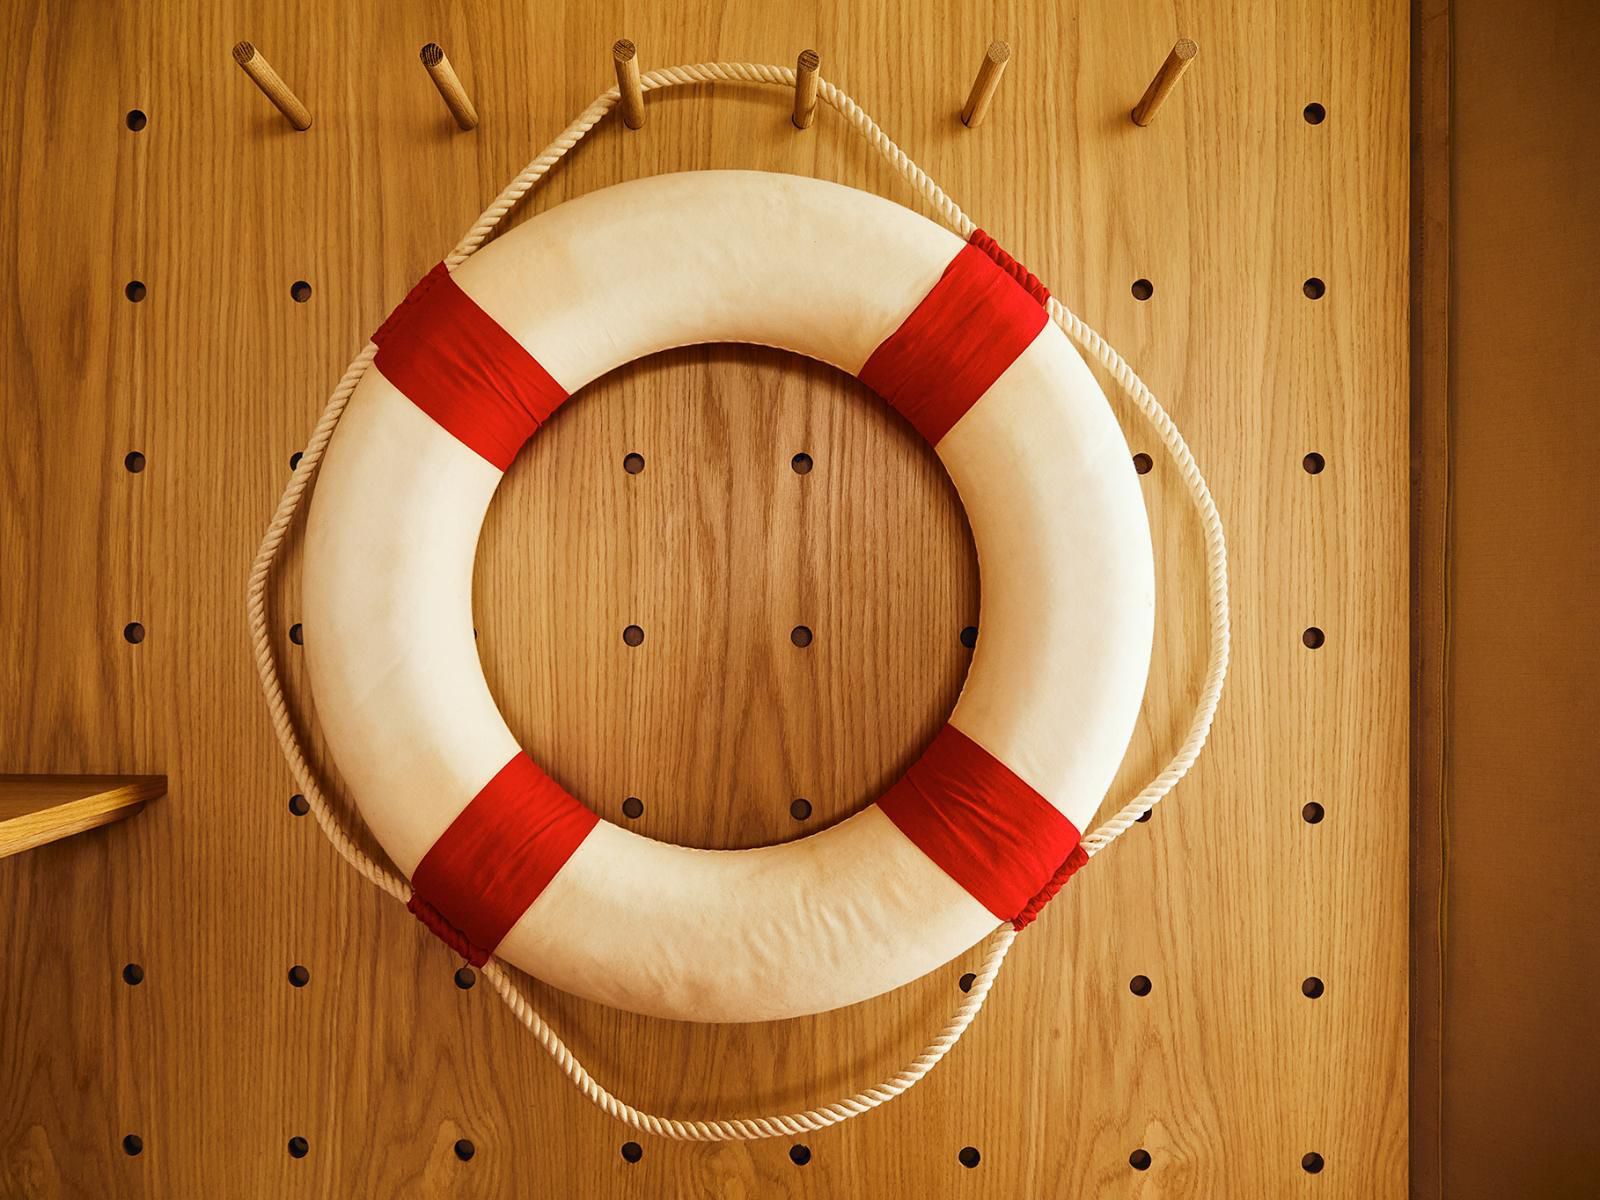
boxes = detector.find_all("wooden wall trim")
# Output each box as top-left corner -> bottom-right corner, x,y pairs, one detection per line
1409,0 -> 1450,1196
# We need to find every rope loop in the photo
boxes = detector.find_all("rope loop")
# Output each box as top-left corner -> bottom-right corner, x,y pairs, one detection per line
248,61 -> 1230,1142
1010,843 -> 1091,930
407,893 -> 491,966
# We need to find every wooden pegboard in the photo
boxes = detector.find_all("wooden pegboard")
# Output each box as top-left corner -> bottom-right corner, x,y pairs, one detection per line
0,1 -> 1409,1195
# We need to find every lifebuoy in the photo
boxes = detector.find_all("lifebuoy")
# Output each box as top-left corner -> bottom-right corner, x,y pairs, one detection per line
302,170 -> 1154,1023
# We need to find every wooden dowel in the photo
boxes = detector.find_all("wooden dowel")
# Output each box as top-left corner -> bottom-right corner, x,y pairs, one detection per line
1131,38 -> 1198,126
961,41 -> 1011,128
792,49 -> 820,130
613,39 -> 645,130
232,41 -> 312,131
420,43 -> 479,130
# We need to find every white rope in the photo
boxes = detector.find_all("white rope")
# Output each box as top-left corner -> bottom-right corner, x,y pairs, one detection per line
247,62 -> 1229,1142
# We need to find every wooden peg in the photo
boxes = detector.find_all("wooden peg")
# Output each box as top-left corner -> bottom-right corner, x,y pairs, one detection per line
1131,39 -> 1198,126
420,43 -> 479,130
613,39 -> 645,130
792,49 -> 821,129
232,41 -> 312,131
961,41 -> 1011,128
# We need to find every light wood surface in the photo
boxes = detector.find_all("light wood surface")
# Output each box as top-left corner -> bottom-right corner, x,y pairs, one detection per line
0,777 -> 166,859
0,1 -> 1409,1196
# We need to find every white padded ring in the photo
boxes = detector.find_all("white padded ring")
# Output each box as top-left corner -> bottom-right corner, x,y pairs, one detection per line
303,171 -> 1154,1022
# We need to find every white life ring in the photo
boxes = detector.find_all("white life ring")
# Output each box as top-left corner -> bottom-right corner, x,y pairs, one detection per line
302,169 -> 1154,1023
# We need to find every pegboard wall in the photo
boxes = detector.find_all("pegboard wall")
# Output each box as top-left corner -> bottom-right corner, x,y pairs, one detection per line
0,1 -> 1409,1196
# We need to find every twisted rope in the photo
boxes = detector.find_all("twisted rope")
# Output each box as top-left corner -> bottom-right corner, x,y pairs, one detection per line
247,61 -> 1229,1142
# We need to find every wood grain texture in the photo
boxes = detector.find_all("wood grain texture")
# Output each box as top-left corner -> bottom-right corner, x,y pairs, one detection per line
0,776 -> 165,859
0,1 -> 1409,1196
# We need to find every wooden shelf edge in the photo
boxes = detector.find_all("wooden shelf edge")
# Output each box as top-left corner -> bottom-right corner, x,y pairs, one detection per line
0,774 -> 166,859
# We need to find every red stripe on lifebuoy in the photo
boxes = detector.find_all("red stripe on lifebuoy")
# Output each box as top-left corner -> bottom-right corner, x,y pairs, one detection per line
858,232 -> 1048,446
878,724 -> 1082,922
410,753 -> 599,962
373,263 -> 568,471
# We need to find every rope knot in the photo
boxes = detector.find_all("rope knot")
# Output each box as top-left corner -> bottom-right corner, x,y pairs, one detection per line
1011,843 -> 1090,930
407,891 -> 491,966
372,262 -> 450,347
968,229 -> 1052,307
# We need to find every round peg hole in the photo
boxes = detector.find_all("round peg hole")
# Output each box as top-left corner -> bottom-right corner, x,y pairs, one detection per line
1302,801 -> 1326,824
958,972 -> 976,993
958,1146 -> 982,1169
1302,626 -> 1326,650
959,626 -> 978,649
122,1133 -> 143,1156
123,622 -> 145,645
122,963 -> 144,986
1131,278 -> 1154,301
1129,1148 -> 1152,1171
289,623 -> 304,645
791,452 -> 813,475
124,280 -> 147,303
622,452 -> 645,474
288,793 -> 309,816
1133,452 -> 1153,474
290,280 -> 312,303
289,451 -> 303,470
790,625 -> 813,648
789,1144 -> 812,1166
1129,974 -> 1153,997
1302,976 -> 1325,999
124,451 -> 146,473
288,1136 -> 309,1159
1302,1152 -> 1325,1174
789,798 -> 813,821
622,625 -> 644,647
1303,451 -> 1326,474
621,796 -> 644,820
1304,102 -> 1327,125
621,1141 -> 643,1164
454,1138 -> 476,1162
454,966 -> 476,990
287,965 -> 310,988
1136,809 -> 1153,823
1303,277 -> 1326,300
125,109 -> 147,132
